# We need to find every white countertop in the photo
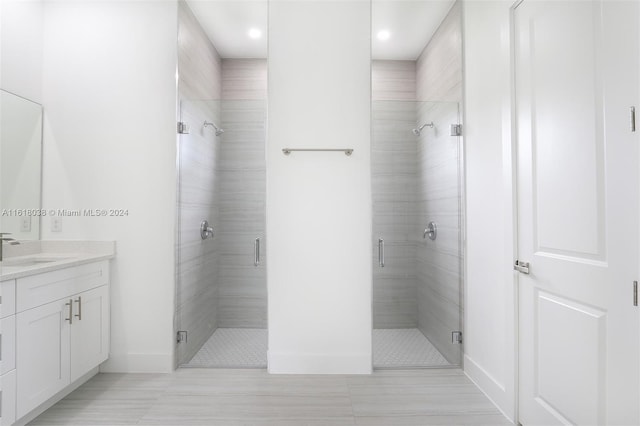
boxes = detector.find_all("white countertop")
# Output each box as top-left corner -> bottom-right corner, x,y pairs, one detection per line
0,240 -> 116,281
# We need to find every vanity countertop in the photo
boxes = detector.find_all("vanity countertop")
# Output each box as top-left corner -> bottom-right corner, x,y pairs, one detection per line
0,240 -> 115,281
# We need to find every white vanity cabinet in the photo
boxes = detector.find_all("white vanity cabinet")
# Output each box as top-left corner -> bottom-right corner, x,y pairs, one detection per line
14,260 -> 110,421
0,279 -> 17,426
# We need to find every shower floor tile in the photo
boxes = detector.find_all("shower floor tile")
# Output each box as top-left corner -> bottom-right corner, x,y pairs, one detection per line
373,328 -> 451,368
183,328 -> 267,368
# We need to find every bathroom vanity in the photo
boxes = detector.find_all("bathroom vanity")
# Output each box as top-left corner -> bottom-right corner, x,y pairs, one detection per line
0,241 -> 114,426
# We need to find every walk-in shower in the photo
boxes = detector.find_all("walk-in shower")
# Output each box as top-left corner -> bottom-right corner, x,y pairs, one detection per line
174,0 -> 268,369
371,0 -> 463,369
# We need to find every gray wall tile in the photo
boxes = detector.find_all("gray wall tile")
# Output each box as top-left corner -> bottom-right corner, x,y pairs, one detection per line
217,94 -> 267,328
416,1 -> 462,102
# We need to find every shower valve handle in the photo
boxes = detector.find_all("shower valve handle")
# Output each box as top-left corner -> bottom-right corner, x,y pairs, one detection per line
200,220 -> 214,240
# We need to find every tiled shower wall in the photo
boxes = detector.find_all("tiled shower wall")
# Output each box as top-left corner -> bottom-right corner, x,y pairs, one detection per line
217,59 -> 267,328
371,61 -> 418,328
371,1 -> 463,364
176,0 -> 223,366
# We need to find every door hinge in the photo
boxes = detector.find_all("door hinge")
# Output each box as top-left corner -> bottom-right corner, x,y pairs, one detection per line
177,121 -> 190,134
634,281 -> 638,306
177,330 -> 188,343
452,331 -> 463,344
631,107 -> 636,132
450,124 -> 462,137
514,260 -> 530,274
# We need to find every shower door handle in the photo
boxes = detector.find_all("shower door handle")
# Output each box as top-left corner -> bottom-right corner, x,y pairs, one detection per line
378,238 -> 385,268
254,238 -> 260,267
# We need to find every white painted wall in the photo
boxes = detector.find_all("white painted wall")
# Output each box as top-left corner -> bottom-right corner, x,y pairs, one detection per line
0,0 -> 43,103
41,0 -> 178,372
462,0 -> 516,420
267,0 -> 372,374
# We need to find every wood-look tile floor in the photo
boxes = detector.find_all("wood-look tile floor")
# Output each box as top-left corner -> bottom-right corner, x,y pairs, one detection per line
28,369 -> 511,426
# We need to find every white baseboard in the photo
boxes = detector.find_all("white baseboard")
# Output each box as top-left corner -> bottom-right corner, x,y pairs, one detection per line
268,351 -> 372,374
100,352 -> 173,373
464,354 -> 515,423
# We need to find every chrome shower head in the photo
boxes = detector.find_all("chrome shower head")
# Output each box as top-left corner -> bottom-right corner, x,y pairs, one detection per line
204,121 -> 224,137
412,122 -> 434,136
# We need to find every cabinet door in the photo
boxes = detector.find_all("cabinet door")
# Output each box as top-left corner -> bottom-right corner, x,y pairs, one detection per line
70,286 -> 109,382
0,316 -> 16,374
16,299 -> 70,419
1,369 -> 16,426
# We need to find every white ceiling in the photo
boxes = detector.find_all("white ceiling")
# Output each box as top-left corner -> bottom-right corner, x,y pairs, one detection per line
372,0 -> 456,60
186,0 -> 455,61
186,1 -> 268,59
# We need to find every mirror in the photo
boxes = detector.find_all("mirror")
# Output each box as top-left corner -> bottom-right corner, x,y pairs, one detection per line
0,89 -> 43,240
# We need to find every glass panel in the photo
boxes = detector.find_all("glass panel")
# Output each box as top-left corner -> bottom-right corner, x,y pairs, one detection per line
372,100 -> 462,368
0,90 -> 43,242
175,99 -> 222,367
175,99 -> 267,368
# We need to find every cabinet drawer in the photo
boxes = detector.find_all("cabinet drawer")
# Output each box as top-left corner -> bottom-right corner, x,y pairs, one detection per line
17,261 -> 109,313
0,316 -> 15,375
0,281 -> 15,319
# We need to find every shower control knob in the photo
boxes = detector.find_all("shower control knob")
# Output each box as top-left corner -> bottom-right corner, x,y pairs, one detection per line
424,221 -> 437,240
200,220 -> 214,240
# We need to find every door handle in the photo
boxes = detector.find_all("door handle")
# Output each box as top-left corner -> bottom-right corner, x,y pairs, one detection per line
254,238 -> 260,267
514,260 -> 530,274
378,238 -> 385,268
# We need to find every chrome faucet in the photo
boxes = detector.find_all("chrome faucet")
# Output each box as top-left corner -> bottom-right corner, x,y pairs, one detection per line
0,233 -> 20,262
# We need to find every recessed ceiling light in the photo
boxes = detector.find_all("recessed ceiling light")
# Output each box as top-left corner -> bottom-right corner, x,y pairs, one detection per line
248,28 -> 262,39
377,30 -> 391,41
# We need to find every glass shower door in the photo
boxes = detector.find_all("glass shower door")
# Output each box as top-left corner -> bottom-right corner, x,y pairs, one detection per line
372,100 -> 463,368
175,99 -> 222,367
175,99 -> 268,368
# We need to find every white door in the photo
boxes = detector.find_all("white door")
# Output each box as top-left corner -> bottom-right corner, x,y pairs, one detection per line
515,1 -> 639,425
16,299 -> 71,419
70,286 -> 109,382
